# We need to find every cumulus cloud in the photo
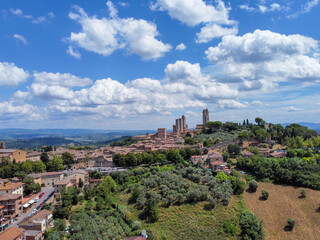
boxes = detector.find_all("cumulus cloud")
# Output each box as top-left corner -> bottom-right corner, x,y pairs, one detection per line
196,24 -> 238,43
67,5 -> 171,60
175,43 -> 186,51
205,30 -> 320,91
0,62 -> 29,86
0,101 -> 41,120
15,60 -> 242,119
33,72 -> 92,88
13,34 -> 27,45
151,0 -> 237,43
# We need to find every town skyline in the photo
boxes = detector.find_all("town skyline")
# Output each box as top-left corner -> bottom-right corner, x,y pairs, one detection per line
0,0 -> 320,129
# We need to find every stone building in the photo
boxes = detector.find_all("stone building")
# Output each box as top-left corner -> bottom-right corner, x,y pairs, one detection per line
202,108 -> 209,127
0,149 -> 26,163
157,128 -> 167,139
173,115 -> 188,133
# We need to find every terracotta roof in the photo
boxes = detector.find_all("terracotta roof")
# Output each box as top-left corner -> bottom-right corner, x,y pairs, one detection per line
29,209 -> 52,221
0,149 -> 19,153
0,227 -> 25,240
29,171 -> 63,178
0,182 -> 24,190
0,193 -> 23,201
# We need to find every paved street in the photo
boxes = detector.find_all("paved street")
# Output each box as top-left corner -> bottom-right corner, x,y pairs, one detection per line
8,187 -> 54,228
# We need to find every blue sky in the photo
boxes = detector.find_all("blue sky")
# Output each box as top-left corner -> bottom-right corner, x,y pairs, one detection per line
0,0 -> 319,129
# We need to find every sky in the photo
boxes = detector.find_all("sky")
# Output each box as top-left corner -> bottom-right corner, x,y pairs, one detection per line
0,0 -> 319,130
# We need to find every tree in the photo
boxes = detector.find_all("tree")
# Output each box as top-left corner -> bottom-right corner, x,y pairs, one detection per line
96,176 -> 117,199
287,218 -> 295,230
261,190 -> 269,200
78,178 -> 83,188
222,152 -> 230,161
255,117 -> 265,126
46,156 -> 63,172
142,199 -> 159,223
61,152 -> 74,169
167,149 -> 183,164
40,152 -> 49,164
21,161 -> 33,173
249,180 -> 258,192
206,121 -> 222,132
23,176 -> 41,196
240,210 -> 265,239
53,205 -> 70,219
224,122 -> 239,132
33,161 -> 46,173
300,189 -> 306,198
54,219 -> 66,231
227,144 -> 241,157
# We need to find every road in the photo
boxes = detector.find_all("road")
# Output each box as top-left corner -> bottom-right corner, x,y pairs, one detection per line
9,187 -> 54,228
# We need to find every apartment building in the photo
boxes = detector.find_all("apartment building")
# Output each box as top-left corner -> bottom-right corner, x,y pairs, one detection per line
0,182 -> 24,196
0,194 -> 23,223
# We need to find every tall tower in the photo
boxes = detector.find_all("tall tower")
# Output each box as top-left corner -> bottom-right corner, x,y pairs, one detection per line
0,141 -> 5,149
202,108 -> 209,127
181,115 -> 186,132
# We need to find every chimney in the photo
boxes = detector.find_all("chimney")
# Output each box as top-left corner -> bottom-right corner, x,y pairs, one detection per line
0,141 -> 5,149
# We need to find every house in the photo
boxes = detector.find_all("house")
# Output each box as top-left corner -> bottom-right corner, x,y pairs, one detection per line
29,172 -> 64,187
0,194 -> 23,223
0,205 -> 10,232
190,155 -> 203,165
209,161 -> 231,175
259,148 -> 271,157
26,152 -> 42,162
0,226 -> 25,240
241,152 -> 254,158
0,182 -> 24,196
270,152 -> 287,158
208,152 -> 223,162
19,210 -> 52,233
25,230 -> 42,240
0,149 -> 26,163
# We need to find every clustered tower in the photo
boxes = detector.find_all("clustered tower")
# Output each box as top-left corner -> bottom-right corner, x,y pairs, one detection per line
202,108 -> 209,127
173,115 -> 188,133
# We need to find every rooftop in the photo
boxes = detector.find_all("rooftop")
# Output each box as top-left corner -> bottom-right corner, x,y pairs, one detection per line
0,182 -> 24,191
0,227 -> 24,239
0,149 -> 19,153
0,193 -> 23,201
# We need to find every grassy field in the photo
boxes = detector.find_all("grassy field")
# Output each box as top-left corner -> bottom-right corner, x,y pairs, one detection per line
116,193 -> 246,240
244,182 -> 320,240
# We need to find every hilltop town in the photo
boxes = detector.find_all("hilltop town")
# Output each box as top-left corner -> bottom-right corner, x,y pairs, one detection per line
0,109 -> 319,240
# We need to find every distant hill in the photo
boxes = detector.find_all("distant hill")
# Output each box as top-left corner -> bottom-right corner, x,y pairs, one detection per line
0,128 -> 156,149
281,122 -> 320,133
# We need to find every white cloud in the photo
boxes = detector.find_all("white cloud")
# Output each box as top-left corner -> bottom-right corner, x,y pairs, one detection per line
0,62 -> 29,86
152,0 -> 237,43
205,30 -> 320,91
239,5 -> 255,12
119,2 -> 129,7
33,72 -> 92,88
218,100 -> 246,109
10,8 -> 54,23
67,46 -> 81,59
67,6 -> 171,60
240,2 -> 289,14
196,23 -> 238,43
0,101 -> 41,120
281,106 -> 302,112
175,43 -> 186,51
13,34 -> 27,45
16,60 -> 242,118
106,1 -> 118,18
288,0 -> 319,18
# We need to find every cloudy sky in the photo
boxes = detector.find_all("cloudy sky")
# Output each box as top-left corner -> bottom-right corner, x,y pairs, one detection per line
0,0 -> 319,130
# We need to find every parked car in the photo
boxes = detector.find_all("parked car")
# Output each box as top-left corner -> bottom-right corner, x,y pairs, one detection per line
39,203 -> 43,207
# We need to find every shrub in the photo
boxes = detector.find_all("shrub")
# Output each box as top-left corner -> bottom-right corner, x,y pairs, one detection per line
261,190 -> 269,200
240,210 -> 265,239
300,189 -> 306,198
249,180 -> 258,192
287,218 -> 295,230
221,219 -> 238,236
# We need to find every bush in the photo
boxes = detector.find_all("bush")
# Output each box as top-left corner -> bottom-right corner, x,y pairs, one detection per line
249,180 -> 258,192
261,190 -> 269,200
287,218 -> 295,230
240,210 -> 265,239
221,219 -> 238,236
300,189 -> 306,198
